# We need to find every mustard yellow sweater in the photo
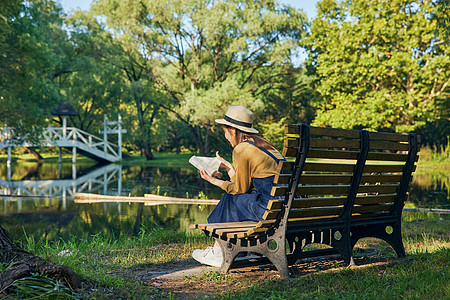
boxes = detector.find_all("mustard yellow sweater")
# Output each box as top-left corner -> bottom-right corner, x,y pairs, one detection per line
221,140 -> 284,195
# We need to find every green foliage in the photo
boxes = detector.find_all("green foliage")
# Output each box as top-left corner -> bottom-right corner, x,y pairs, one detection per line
258,117 -> 287,151
92,0 -> 307,155
0,0 -> 65,137
304,0 -> 450,133
1,273 -> 80,299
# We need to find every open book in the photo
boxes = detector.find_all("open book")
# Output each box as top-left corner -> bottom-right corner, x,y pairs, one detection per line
189,156 -> 221,176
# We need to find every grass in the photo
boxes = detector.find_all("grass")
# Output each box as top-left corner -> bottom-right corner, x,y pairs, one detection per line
7,213 -> 449,299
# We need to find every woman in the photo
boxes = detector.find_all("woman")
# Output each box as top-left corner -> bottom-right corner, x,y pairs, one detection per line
192,105 -> 285,267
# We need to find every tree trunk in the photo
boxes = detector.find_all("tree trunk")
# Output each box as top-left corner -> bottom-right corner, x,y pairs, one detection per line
26,147 -> 43,161
193,126 -> 210,156
0,225 -> 81,293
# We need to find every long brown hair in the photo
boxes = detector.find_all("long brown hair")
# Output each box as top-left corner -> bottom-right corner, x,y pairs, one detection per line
223,125 -> 277,151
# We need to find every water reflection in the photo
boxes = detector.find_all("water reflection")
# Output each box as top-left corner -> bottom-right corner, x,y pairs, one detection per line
0,162 -> 221,241
0,162 -> 448,242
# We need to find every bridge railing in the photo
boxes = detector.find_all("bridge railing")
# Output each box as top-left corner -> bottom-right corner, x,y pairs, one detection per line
42,127 -> 119,158
1,127 -> 120,161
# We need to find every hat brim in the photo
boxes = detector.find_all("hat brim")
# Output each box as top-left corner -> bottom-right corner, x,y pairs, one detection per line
215,118 -> 259,134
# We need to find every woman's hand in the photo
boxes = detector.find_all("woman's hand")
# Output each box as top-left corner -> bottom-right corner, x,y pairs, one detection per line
216,151 -> 235,178
200,169 -> 224,188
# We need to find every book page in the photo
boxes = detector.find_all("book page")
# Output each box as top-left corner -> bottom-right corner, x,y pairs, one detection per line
189,156 -> 221,176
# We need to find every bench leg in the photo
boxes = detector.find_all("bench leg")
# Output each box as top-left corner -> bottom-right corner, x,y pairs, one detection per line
216,236 -> 290,278
351,222 -> 406,258
332,228 -> 354,266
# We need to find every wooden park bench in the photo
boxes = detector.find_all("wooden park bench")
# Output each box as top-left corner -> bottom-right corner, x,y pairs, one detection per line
190,124 -> 419,278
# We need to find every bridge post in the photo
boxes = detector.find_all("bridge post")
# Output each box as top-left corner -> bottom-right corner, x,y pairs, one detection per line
103,115 -> 108,154
58,147 -> 62,164
118,114 -> 122,159
7,147 -> 11,181
72,146 -> 77,166
62,116 -> 67,139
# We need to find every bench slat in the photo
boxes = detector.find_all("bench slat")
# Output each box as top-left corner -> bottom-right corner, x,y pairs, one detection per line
274,174 -> 403,185
285,138 -> 361,150
286,125 -> 410,142
264,207 -> 341,220
284,148 -> 414,162
263,208 -> 342,220
353,204 -> 393,214
369,140 -> 410,151
268,194 -> 397,210
364,164 -> 413,173
274,174 -> 352,185
271,185 -> 350,197
368,131 -> 410,142
268,197 -> 347,210
304,162 -> 356,172
355,194 -> 396,205
190,222 -> 258,230
285,124 -> 360,138
272,183 -> 399,197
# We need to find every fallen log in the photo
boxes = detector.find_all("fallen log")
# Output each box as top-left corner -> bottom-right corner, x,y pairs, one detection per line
74,193 -> 219,205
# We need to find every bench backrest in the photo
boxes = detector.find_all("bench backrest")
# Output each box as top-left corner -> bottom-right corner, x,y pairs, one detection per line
264,124 -> 419,228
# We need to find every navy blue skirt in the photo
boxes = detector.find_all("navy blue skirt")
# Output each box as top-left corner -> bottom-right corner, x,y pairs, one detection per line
207,176 -> 278,223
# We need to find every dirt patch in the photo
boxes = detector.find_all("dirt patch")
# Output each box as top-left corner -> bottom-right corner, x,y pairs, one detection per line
104,249 -> 393,299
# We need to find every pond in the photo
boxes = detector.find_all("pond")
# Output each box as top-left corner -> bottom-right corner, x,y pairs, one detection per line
0,161 -> 448,242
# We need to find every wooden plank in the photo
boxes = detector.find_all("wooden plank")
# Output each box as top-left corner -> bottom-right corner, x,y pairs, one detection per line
204,222 -> 258,227
303,162 -> 356,172
275,174 -> 352,185
360,174 -> 403,184
268,197 -> 347,210
285,124 -> 301,134
285,138 -> 361,150
363,164 -> 410,173
190,222 -> 258,230
259,217 -> 340,227
284,148 -> 413,162
288,207 -> 342,219
279,161 -> 295,171
370,140 -> 410,151
355,194 -> 396,205
263,207 -> 342,220
272,183 -> 398,197
268,194 -> 395,211
353,204 -> 392,214
271,185 -> 350,197
310,126 -> 360,138
368,131 -> 410,142
308,149 -> 359,160
357,184 -> 399,194
75,193 -> 220,205
274,173 -> 402,185
287,137 -> 410,151
366,151 -> 409,162
285,124 -> 409,142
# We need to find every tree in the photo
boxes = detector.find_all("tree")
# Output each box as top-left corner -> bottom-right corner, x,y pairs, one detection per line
92,0 -> 307,155
0,2 -> 80,294
0,0 -> 65,138
304,0 -> 450,133
67,10 -> 169,159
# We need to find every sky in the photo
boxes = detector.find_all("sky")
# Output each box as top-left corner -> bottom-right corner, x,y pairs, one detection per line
59,0 -> 319,20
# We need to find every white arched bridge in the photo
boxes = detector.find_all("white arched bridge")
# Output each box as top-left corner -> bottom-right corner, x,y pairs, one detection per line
0,115 -> 125,164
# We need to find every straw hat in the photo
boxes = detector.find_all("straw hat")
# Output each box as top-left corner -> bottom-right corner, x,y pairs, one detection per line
215,106 -> 258,134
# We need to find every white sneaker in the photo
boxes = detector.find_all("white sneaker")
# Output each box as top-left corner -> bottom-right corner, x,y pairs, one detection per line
192,246 -> 223,267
